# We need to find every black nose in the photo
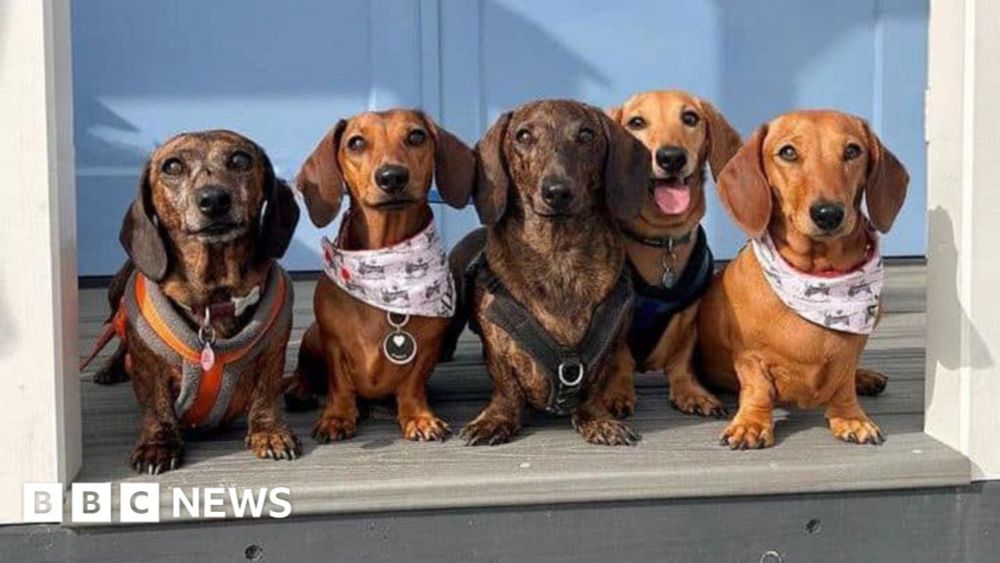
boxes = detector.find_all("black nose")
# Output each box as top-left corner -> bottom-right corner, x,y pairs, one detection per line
541,181 -> 574,210
810,202 -> 846,232
375,165 -> 410,193
655,146 -> 688,174
196,187 -> 232,219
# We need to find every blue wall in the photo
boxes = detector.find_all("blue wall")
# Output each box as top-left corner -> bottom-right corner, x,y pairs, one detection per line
72,0 -> 928,276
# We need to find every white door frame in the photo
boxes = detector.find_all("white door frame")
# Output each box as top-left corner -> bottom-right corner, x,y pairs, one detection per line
0,0 -> 996,526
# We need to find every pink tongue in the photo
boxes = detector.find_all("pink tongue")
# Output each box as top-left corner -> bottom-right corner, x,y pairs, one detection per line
653,184 -> 690,215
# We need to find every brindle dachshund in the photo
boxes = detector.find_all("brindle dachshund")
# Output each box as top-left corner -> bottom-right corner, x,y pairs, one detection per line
605,90 -> 742,418
287,109 -> 475,442
698,110 -> 908,449
453,100 -> 648,446
100,130 -> 301,473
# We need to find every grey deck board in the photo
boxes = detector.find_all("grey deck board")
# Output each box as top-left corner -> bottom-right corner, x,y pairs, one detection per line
71,263 -> 968,526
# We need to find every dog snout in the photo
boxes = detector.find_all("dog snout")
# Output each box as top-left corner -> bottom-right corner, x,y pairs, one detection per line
196,186 -> 233,219
655,146 -> 687,175
375,164 -> 410,194
809,201 -> 846,232
540,179 -> 574,211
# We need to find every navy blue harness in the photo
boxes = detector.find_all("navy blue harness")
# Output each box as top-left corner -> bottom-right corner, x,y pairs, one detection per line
626,226 -> 714,368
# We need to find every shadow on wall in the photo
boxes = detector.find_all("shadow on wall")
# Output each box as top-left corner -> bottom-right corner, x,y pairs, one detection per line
926,207 -> 993,371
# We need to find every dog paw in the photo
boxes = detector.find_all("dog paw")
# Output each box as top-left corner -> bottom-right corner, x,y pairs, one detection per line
829,416 -> 885,445
670,384 -> 727,418
572,416 -> 640,446
720,418 -> 774,450
855,369 -> 888,397
604,391 -> 636,419
247,428 -> 302,460
402,416 -> 451,442
459,416 -> 519,446
130,434 -> 184,474
312,416 -> 356,443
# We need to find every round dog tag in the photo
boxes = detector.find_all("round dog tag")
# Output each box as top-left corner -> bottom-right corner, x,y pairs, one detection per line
382,312 -> 417,365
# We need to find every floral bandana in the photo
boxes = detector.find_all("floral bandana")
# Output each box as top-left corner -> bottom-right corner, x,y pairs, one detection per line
751,230 -> 884,335
322,219 -> 455,318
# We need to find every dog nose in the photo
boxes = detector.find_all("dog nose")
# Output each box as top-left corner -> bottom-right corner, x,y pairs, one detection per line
810,202 -> 846,231
375,165 -> 410,193
541,182 -> 574,210
196,187 -> 232,218
655,146 -> 688,174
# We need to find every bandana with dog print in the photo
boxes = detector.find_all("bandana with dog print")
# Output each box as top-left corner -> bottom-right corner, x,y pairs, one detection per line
322,219 -> 455,318
751,230 -> 883,335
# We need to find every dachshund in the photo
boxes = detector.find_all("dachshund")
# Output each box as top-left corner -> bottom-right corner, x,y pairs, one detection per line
287,109 -> 475,442
453,99 -> 648,446
99,130 -> 301,473
605,90 -> 742,418
697,110 -> 908,449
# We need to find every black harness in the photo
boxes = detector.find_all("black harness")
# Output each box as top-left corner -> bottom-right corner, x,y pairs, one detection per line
626,226 -> 714,367
471,256 -> 635,415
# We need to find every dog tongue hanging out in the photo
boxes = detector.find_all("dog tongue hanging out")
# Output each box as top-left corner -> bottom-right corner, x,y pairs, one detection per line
604,90 -> 742,419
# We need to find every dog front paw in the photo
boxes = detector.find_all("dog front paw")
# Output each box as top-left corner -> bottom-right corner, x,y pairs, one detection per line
829,416 -> 885,445
720,418 -> 774,450
855,369 -> 888,397
130,432 -> 184,474
312,416 -> 357,443
459,416 -> 519,446
402,416 -> 451,442
670,382 -> 727,418
572,416 -> 640,446
247,427 -> 302,460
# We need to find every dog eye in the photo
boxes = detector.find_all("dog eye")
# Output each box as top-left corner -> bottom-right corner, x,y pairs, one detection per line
347,136 -> 366,152
577,128 -> 595,143
161,158 -> 185,176
681,110 -> 701,127
844,143 -> 863,161
627,116 -> 646,130
778,145 -> 798,162
515,128 -> 534,145
228,150 -> 252,171
407,129 -> 427,147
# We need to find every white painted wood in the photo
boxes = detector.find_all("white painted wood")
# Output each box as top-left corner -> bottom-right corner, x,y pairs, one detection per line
925,0 -> 1000,480
0,0 -> 81,523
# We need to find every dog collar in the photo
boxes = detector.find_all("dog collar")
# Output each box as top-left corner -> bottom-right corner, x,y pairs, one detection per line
322,218 -> 455,318
621,225 -> 695,249
751,231 -> 884,335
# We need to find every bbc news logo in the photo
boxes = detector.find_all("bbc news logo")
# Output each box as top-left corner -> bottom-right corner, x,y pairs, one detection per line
23,483 -> 292,523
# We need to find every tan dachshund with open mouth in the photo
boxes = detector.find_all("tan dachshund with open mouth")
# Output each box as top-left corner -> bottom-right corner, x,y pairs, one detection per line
287,109 -> 475,442
606,90 -> 742,418
698,110 -> 908,449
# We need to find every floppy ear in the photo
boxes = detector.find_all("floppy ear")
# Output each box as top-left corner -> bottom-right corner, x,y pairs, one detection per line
717,125 -> 772,237
296,120 -> 346,228
595,108 -> 649,221
699,99 -> 743,181
606,106 -> 623,123
862,122 -> 909,233
474,111 -> 512,225
420,112 -> 476,209
119,161 -> 169,282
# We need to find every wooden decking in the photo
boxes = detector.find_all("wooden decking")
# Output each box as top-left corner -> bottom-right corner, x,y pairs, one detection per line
74,262 -> 969,525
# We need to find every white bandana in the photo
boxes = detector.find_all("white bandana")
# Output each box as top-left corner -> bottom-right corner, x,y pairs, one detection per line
751,231 -> 883,334
322,219 -> 455,318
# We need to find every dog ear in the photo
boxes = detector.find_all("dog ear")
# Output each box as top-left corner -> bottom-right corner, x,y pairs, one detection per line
255,146 -> 300,258
474,111 -> 513,225
606,106 -> 623,123
297,120 -> 346,228
420,112 -> 476,209
717,125 -> 772,237
596,108 -> 649,221
862,121 -> 909,233
119,161 -> 169,282
699,99 -> 742,181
